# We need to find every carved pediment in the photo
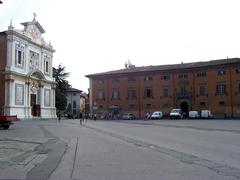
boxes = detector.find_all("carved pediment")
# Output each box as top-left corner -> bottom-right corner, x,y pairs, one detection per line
21,15 -> 45,41
29,70 -> 46,80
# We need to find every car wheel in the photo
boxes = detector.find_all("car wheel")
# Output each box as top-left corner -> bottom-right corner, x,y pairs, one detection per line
3,124 -> 10,129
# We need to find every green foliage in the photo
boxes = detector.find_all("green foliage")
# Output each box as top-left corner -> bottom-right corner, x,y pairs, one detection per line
53,64 -> 71,111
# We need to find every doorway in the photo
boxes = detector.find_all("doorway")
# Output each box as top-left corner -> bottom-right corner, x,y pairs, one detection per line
31,94 -> 40,117
180,101 -> 189,117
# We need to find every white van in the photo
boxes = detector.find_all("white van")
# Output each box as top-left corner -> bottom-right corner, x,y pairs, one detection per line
189,111 -> 199,119
150,111 -> 163,119
201,110 -> 212,119
170,109 -> 182,119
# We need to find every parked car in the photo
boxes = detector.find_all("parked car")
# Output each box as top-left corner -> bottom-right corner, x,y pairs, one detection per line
150,111 -> 163,119
122,113 -> 136,120
170,109 -> 182,119
188,111 -> 200,119
201,110 -> 213,119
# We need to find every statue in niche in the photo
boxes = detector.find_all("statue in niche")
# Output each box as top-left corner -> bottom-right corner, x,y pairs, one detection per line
31,81 -> 39,93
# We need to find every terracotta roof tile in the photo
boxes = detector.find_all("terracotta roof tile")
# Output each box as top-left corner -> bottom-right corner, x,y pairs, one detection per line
86,58 -> 240,77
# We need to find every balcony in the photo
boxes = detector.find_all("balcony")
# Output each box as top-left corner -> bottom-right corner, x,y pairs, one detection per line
176,92 -> 192,100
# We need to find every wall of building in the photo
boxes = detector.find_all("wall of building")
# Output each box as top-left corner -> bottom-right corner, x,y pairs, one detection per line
66,91 -> 81,118
0,19 -> 57,119
89,62 -> 240,119
0,33 -> 7,114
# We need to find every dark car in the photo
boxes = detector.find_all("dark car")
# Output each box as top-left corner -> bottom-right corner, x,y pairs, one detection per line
122,113 -> 136,120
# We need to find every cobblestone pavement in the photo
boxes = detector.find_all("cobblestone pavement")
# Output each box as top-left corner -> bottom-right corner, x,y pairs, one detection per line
0,120 -> 67,180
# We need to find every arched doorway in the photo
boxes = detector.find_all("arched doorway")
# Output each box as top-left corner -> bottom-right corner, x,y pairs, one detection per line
180,101 -> 189,117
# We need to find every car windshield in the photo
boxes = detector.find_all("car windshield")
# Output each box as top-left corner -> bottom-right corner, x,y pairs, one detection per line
172,109 -> 180,113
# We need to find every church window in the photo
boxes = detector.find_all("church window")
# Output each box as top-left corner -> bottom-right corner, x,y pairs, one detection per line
15,84 -> 24,105
44,89 -> 50,106
44,55 -> 51,75
29,50 -> 40,69
15,43 -> 25,67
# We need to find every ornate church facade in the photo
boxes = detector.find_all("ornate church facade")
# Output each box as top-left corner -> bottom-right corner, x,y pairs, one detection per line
0,16 -> 56,119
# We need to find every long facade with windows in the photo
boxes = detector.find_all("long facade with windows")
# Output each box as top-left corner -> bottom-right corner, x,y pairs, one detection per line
0,16 -> 56,119
86,58 -> 240,118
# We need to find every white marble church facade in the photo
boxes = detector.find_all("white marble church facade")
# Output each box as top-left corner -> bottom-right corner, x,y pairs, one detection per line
0,16 -> 57,119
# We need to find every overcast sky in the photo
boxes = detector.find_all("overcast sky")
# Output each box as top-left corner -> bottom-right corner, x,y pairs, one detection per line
1,0 -> 240,92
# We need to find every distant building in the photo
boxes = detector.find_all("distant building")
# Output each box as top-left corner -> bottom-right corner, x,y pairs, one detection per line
66,87 -> 82,118
0,16 -> 56,119
80,92 -> 88,116
86,58 -> 240,118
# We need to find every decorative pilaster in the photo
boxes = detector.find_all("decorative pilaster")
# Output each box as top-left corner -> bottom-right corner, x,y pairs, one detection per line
9,80 -> 15,106
39,84 -> 44,108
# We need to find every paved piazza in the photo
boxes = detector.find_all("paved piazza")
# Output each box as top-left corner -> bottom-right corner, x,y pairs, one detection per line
0,118 -> 240,180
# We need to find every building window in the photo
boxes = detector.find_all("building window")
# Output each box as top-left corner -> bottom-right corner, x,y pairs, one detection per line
200,102 -> 207,107
97,80 -> 104,85
196,71 -> 207,77
44,56 -> 51,75
73,109 -> 76,114
129,104 -> 136,109
145,103 -> 152,108
29,50 -> 40,69
144,87 -> 153,98
178,74 -> 188,79
217,69 -> 226,75
180,86 -> 187,94
112,89 -> 120,99
15,84 -> 24,105
199,85 -> 206,96
238,82 -> 240,93
128,89 -> 136,99
144,76 -> 153,81
128,76 -> 136,82
163,87 -> 168,97
46,61 -> 49,72
162,101 -> 170,108
219,101 -> 225,106
73,101 -> 76,108
97,90 -> 104,100
44,89 -> 50,106
112,78 -> 119,83
15,43 -> 24,67
236,68 -> 240,74
161,75 -> 170,80
216,83 -> 226,95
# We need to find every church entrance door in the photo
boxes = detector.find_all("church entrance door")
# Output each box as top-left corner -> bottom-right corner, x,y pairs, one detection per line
31,94 -> 40,117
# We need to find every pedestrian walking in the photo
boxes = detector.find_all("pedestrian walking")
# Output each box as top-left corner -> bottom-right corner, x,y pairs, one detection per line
58,112 -> 61,122
79,113 -> 83,125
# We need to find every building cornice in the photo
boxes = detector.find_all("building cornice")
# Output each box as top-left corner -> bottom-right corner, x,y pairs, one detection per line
2,70 -> 56,85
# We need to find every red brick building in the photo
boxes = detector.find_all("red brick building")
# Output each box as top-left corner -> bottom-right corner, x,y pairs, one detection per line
86,58 -> 240,119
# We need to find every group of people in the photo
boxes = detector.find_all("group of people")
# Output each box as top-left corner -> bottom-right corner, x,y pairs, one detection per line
57,111 -> 97,124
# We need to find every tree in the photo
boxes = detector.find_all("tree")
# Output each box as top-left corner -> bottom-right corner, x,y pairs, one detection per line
53,64 -> 71,112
